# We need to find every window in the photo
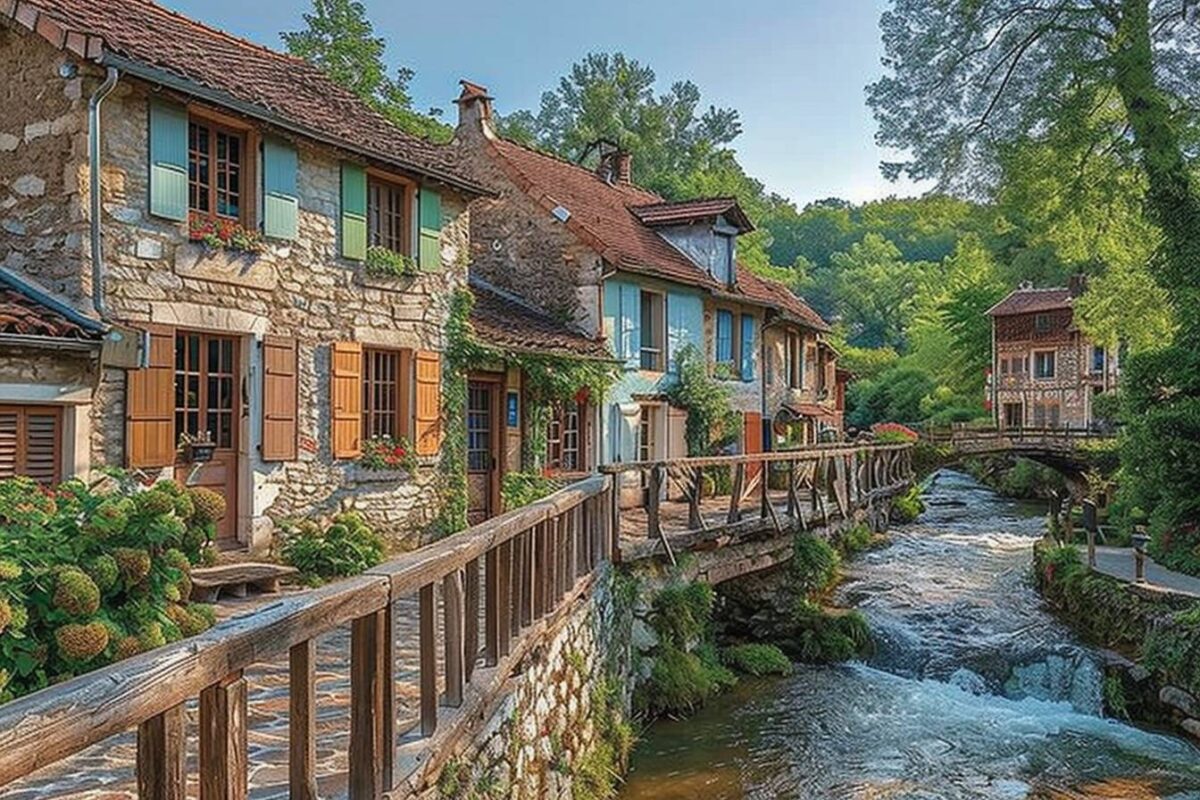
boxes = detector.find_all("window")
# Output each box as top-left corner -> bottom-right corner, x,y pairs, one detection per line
1033,350 -> 1056,379
1092,345 -> 1106,374
713,233 -> 734,285
1033,401 -> 1061,428
740,314 -> 756,381
1002,403 -> 1023,429
1034,313 -> 1051,333
715,310 -> 734,365
787,332 -> 803,389
188,119 -> 244,221
174,332 -> 238,449
0,405 -> 62,485
547,402 -> 585,472
368,177 -> 411,255
362,348 -> 410,440
640,291 -> 665,371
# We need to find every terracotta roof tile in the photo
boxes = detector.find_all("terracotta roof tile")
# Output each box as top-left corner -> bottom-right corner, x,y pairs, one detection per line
986,288 -> 1074,316
469,278 -> 611,361
484,137 -> 829,331
630,197 -> 754,232
12,0 -> 484,194
0,269 -> 105,340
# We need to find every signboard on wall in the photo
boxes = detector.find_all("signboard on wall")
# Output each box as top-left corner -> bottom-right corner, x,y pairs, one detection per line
100,325 -> 145,369
507,391 -> 520,428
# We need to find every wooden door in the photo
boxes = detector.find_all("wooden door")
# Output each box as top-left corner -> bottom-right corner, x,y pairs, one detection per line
174,331 -> 240,546
466,378 -> 501,524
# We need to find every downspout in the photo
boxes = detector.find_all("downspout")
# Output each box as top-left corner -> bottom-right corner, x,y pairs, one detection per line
88,67 -> 120,319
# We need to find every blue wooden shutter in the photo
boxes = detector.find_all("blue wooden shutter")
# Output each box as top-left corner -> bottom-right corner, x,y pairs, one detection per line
740,314 -> 756,381
716,311 -> 734,364
148,101 -> 188,221
340,163 -> 367,260
418,187 -> 442,271
620,283 -> 641,366
262,139 -> 299,241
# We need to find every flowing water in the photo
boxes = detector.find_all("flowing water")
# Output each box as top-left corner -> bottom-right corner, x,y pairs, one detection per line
619,469 -> 1200,800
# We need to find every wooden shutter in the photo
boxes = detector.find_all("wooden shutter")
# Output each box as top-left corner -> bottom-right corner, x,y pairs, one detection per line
341,163 -> 367,261
0,406 -> 63,485
126,325 -> 175,468
262,139 -> 299,241
148,101 -> 189,221
331,341 -> 363,459
414,350 -> 442,456
261,335 -> 298,461
417,187 -> 442,272
740,314 -> 756,381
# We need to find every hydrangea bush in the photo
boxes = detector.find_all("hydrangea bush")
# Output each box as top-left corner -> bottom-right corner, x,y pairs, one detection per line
0,475 -> 221,702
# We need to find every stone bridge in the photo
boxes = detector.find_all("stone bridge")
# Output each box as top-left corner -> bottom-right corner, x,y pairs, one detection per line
923,426 -> 1118,489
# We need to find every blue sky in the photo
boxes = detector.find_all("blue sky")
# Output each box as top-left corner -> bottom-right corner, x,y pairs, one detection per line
164,0 -> 922,208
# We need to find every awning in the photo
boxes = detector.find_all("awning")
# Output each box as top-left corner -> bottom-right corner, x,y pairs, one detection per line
784,402 -> 836,420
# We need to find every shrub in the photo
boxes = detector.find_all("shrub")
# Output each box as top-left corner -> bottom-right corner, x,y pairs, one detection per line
892,485 -> 925,523
790,534 -> 840,597
501,472 -> 557,512
788,601 -> 872,663
649,582 -> 714,649
837,524 -> 875,556
870,422 -> 919,443
721,643 -> 793,676
635,642 -> 735,718
279,512 -> 386,584
0,475 -> 219,701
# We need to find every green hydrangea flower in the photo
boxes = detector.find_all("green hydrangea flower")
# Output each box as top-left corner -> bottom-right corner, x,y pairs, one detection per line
53,570 -> 101,617
56,622 -> 110,661
0,559 -> 23,580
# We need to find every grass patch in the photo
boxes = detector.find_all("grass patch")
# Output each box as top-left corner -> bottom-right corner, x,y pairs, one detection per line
721,643 -> 793,676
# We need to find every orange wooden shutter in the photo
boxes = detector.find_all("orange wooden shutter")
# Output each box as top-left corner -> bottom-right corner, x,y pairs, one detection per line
126,325 -> 176,469
414,350 -> 442,457
261,335 -> 299,461
331,341 -> 363,459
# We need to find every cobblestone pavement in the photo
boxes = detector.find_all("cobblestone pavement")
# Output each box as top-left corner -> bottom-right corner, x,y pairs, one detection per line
1,588 -> 457,800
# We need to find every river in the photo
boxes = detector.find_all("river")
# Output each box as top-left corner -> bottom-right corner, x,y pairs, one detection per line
619,469 -> 1200,800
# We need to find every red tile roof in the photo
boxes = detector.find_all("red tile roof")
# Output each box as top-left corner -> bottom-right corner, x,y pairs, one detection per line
630,197 -> 754,233
0,269 -> 105,340
482,136 -> 830,332
7,0 -> 484,194
469,278 -> 612,361
986,288 -> 1074,317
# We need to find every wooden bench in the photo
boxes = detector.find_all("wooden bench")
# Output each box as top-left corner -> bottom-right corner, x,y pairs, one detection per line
189,563 -> 298,603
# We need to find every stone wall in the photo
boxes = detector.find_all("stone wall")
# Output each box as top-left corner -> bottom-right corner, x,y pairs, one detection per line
0,27 -> 472,550
411,565 -> 634,800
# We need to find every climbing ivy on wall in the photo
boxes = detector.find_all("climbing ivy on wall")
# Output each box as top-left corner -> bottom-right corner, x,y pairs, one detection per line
435,288 -> 621,535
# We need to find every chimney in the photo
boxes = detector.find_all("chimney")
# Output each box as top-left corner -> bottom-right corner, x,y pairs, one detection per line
595,148 -> 633,185
455,79 -> 496,139
615,151 -> 632,184
1068,273 -> 1088,298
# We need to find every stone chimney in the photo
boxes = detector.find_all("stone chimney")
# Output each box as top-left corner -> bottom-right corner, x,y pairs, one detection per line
615,151 -> 632,184
595,147 -> 633,185
455,79 -> 496,140
1068,273 -> 1088,298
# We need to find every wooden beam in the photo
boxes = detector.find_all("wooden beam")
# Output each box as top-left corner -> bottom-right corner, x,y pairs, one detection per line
199,673 -> 247,800
464,557 -> 480,681
350,610 -> 386,798
137,704 -> 186,800
727,463 -> 745,524
288,641 -> 318,800
443,570 -> 465,708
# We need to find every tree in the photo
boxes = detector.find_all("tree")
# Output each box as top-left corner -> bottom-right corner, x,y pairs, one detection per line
828,234 -> 932,350
868,0 -> 1200,573
282,0 -> 450,141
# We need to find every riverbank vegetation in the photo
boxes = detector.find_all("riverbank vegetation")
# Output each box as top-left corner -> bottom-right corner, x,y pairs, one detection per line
1034,540 -> 1200,724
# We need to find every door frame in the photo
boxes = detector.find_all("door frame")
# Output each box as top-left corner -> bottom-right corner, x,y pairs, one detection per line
467,372 -> 505,522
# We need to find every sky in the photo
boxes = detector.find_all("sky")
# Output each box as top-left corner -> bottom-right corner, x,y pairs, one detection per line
163,0 -> 924,208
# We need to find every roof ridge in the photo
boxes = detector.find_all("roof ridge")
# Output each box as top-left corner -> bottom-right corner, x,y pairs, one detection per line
630,196 -> 738,209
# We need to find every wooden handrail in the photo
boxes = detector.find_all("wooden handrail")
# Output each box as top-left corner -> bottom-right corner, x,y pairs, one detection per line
0,474 -> 613,797
598,442 -> 912,473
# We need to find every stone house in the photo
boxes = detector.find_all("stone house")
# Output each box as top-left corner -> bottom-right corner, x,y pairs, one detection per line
452,82 -> 837,506
987,277 -> 1119,430
0,0 -> 486,551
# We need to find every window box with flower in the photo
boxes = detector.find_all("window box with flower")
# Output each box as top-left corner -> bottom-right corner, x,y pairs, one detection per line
355,435 -> 418,481
188,213 -> 265,255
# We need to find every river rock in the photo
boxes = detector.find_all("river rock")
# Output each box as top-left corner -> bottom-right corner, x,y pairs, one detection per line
1160,686 -> 1199,717
1181,718 -> 1200,741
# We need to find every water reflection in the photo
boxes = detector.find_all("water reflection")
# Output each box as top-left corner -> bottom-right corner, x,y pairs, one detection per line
620,471 -> 1200,800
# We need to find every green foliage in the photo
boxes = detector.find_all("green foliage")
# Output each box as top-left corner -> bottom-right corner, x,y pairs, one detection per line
836,524 -> 875,557
967,456 -> 1065,500
359,435 -> 417,472
500,472 -> 556,512
635,642 -> 735,718
0,476 -> 218,701
282,0 -> 451,141
649,582 -> 714,649
278,512 -> 385,584
1103,674 -> 1129,720
364,246 -> 416,279
789,534 -> 840,597
720,643 -> 793,677
665,345 -> 739,456
574,676 -> 636,800
892,486 -> 925,524
788,601 -> 872,664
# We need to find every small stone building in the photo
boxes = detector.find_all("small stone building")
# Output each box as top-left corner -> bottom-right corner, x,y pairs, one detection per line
988,278 -> 1119,430
0,0 -> 486,550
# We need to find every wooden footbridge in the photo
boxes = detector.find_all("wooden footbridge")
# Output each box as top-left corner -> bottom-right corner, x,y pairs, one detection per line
922,425 -> 1117,476
0,442 -> 913,800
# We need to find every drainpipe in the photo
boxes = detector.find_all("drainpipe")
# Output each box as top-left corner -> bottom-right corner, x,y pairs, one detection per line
88,67 -> 120,318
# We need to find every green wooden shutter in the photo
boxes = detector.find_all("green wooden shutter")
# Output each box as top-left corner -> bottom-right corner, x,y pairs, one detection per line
340,163 -> 367,261
262,139 -> 299,241
148,101 -> 188,221
417,186 -> 442,272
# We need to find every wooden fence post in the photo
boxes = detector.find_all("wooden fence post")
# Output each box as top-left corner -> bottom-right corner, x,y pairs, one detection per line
647,465 -> 663,540
288,641 -> 318,800
350,609 -> 387,798
199,673 -> 247,800
137,704 -> 186,800
444,570 -> 465,708
417,585 -> 438,738
728,463 -> 745,524
465,557 -> 480,681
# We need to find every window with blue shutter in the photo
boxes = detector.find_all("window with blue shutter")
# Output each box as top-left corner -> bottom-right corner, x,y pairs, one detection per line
262,139 -> 299,241
341,163 -> 367,260
148,101 -> 189,221
715,310 -> 734,365
620,283 -> 641,366
740,314 -> 755,381
418,187 -> 442,271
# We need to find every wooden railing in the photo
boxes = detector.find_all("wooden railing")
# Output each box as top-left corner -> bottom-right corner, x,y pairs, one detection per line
0,474 -> 613,799
923,424 -> 1116,448
600,443 -> 914,553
